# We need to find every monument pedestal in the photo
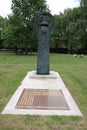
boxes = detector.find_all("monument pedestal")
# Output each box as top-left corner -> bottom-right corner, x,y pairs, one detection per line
29,71 -> 58,79
2,71 -> 82,116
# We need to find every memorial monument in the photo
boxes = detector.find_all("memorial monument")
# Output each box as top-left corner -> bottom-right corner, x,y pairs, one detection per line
34,11 -> 54,74
2,11 -> 82,117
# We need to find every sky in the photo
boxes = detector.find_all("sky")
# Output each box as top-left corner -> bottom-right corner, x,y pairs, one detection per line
0,0 -> 12,17
47,0 -> 80,15
0,0 -> 80,18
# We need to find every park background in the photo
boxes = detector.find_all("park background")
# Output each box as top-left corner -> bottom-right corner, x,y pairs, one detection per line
0,0 -> 87,130
0,0 -> 87,55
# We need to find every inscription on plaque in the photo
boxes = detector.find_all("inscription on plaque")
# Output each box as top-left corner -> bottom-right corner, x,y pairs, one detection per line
16,89 -> 69,110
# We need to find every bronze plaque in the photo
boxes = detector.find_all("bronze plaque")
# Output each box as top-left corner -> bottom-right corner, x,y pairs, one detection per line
16,89 -> 69,110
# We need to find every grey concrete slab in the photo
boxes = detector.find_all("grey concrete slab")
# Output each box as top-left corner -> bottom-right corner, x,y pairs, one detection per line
2,71 -> 82,116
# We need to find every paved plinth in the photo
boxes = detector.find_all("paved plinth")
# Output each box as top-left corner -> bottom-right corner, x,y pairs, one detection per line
2,71 -> 82,116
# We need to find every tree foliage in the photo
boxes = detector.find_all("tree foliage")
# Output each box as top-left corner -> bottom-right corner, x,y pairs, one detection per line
0,16 -> 8,49
53,2 -> 87,53
1,0 -> 87,54
2,0 -> 47,54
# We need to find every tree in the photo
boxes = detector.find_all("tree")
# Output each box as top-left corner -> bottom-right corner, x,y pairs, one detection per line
52,6 -> 87,53
0,16 -> 8,49
2,0 -> 48,54
52,1 -> 87,53
80,0 -> 87,50
11,0 -> 47,54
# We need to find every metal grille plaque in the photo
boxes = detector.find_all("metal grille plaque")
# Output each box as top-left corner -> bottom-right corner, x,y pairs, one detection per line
16,89 -> 69,110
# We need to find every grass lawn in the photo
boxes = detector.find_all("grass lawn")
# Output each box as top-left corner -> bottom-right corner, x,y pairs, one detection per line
0,51 -> 87,130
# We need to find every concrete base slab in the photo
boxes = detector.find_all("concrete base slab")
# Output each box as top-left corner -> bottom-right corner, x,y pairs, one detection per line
2,71 -> 82,116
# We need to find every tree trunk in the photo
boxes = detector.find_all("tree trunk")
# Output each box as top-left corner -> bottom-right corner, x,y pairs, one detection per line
25,42 -> 28,55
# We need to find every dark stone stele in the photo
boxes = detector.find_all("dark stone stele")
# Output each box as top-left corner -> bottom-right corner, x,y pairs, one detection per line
34,11 -> 54,75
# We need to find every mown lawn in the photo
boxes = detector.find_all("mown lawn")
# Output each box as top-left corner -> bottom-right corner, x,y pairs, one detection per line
0,51 -> 87,130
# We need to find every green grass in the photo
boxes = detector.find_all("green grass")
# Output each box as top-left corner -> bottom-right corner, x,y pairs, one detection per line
0,51 -> 87,130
